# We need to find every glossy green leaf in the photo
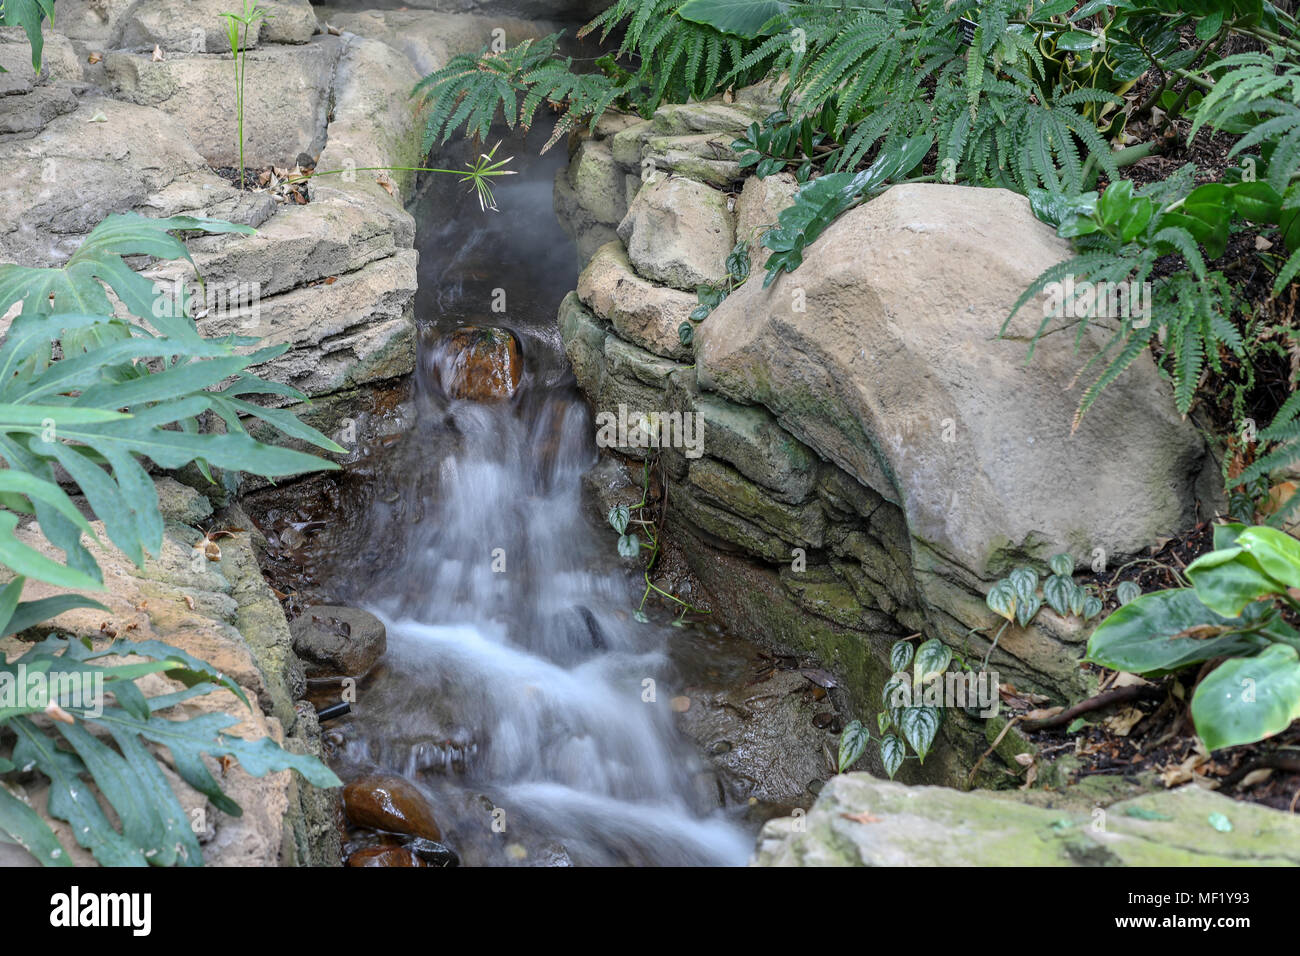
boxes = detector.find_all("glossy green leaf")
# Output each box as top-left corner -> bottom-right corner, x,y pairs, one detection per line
880,733 -> 905,779
1186,546 -> 1285,617
890,639 -> 914,672
838,719 -> 870,772
899,706 -> 942,763
1085,588 -> 1264,675
1043,574 -> 1074,616
913,638 -> 951,685
1191,643 -> 1300,750
986,579 -> 1017,621
1049,553 -> 1074,577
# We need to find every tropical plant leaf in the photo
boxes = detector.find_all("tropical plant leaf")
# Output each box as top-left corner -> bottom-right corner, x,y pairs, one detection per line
838,719 -> 870,772
1191,643 -> 1300,751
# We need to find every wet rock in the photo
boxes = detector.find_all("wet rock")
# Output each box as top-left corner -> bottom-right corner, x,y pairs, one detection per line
343,774 -> 443,841
291,605 -> 387,678
433,327 -> 523,402
347,846 -> 427,867
407,837 -> 461,868
675,666 -> 836,806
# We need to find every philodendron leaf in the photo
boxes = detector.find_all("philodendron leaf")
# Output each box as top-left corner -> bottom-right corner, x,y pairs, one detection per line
890,639 -> 914,672
676,0 -> 787,38
1191,643 -> 1300,751
1043,574 -> 1074,616
1085,589 -> 1265,676
913,638 -> 951,686
880,733 -> 906,779
1234,525 -> 1300,589
838,719 -> 870,773
986,579 -> 1016,621
1186,545 -> 1285,617
899,706 -> 942,763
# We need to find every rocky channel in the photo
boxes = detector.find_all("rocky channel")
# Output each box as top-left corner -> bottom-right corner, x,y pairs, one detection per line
5,0 -> 1297,868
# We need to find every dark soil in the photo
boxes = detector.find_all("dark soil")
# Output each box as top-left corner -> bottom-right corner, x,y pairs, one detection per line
212,163 -> 312,204
1003,519 -> 1300,815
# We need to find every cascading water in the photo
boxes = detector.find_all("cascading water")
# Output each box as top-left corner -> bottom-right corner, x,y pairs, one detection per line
304,126 -> 753,866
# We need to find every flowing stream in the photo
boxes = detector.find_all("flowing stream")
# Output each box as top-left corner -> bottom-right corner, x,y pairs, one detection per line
300,126 -> 753,866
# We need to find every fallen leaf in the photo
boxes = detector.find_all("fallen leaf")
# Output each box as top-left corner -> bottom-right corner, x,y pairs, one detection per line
1026,706 -> 1063,721
87,52 -> 103,64
1239,768 -> 1273,789
375,172 -> 395,197
1104,706 -> 1144,736
1112,672 -> 1153,688
45,701 -> 75,725
800,668 -> 838,689
87,111 -> 108,123
840,811 -> 882,824
183,594 -> 196,611
1013,752 -> 1035,767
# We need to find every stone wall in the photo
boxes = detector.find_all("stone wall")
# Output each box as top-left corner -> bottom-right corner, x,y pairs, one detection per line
555,97 -> 1223,785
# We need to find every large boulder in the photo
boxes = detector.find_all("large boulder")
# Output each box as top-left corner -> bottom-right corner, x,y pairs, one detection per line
754,775 -> 1300,866
697,183 -> 1216,682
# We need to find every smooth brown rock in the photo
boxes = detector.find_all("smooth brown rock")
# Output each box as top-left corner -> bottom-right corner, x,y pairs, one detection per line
347,846 -> 427,867
433,327 -> 523,402
344,774 -> 443,841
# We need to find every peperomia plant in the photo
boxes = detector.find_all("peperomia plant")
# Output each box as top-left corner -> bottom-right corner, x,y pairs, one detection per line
982,554 -> 1103,671
838,637 -> 956,779
1086,522 -> 1300,751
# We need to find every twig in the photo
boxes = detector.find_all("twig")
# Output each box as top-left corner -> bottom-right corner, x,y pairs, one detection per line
1220,753 -> 1300,788
1020,683 -> 1163,732
966,715 -> 1023,787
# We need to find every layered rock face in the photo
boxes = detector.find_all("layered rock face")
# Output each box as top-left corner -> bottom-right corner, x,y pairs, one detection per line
556,100 -> 1220,783
0,5 -> 556,452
